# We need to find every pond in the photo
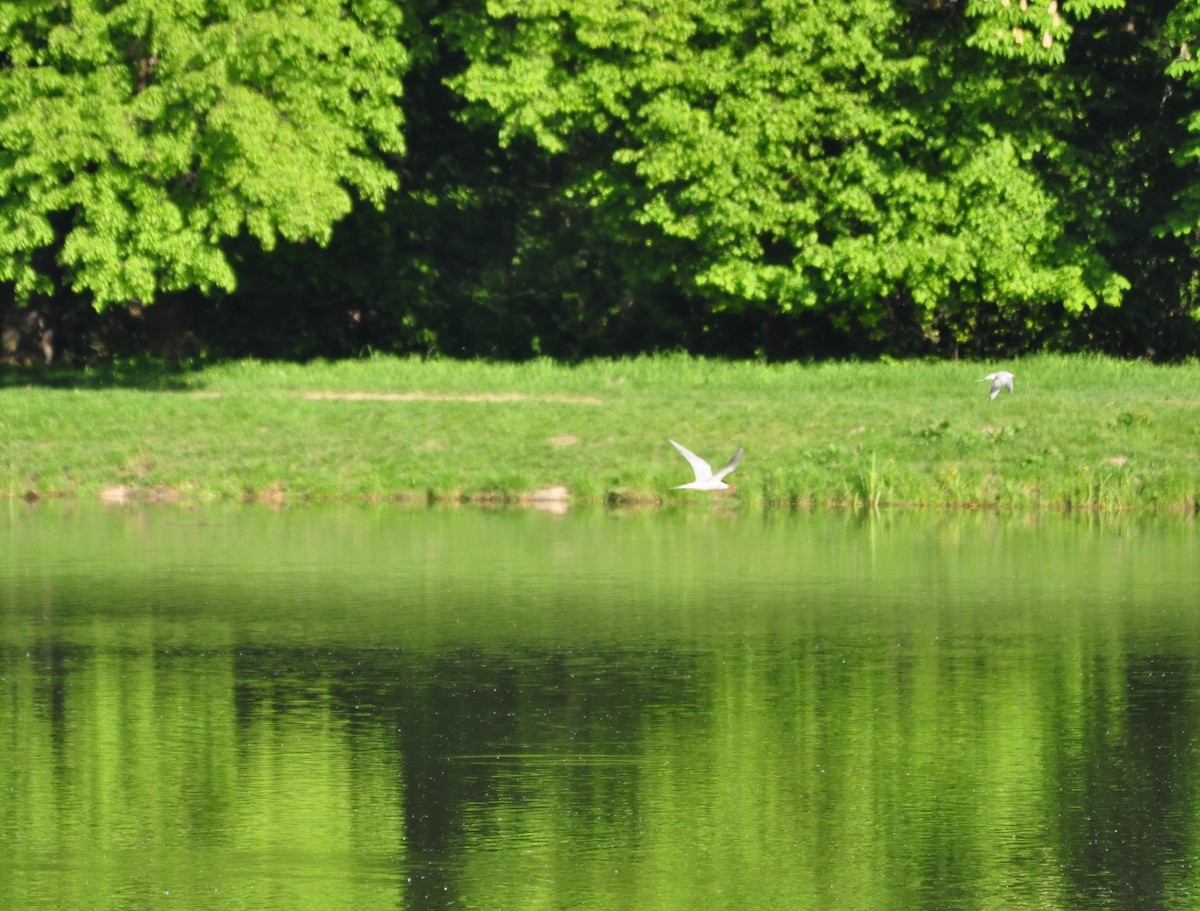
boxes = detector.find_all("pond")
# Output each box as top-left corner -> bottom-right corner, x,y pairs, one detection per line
1,503 -> 1198,910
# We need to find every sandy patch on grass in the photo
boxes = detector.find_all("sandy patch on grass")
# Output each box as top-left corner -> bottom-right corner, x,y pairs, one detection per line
302,391 -> 603,405
526,486 -> 571,514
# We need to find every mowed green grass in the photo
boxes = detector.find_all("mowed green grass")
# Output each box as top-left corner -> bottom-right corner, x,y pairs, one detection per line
1,354 -> 1198,510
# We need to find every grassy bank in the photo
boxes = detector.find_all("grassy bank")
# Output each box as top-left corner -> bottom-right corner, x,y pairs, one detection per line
2,354 -> 1198,511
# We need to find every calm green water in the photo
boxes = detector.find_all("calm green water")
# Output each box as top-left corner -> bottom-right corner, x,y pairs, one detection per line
1,504 -> 1198,910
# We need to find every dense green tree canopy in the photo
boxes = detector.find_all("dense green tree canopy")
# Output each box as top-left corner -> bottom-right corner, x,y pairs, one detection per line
446,0 -> 1137,350
3,0 -> 1200,362
964,0 -> 1126,63
0,0 -> 408,307
1163,0 -> 1200,237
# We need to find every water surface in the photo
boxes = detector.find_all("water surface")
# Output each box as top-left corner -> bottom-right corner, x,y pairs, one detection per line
1,504 -> 1198,910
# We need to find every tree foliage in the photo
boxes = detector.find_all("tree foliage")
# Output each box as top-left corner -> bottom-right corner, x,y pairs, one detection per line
0,0 -> 408,308
964,0 -> 1126,64
1161,1 -> 1200,240
445,0 -> 1135,354
2,0 -> 1200,362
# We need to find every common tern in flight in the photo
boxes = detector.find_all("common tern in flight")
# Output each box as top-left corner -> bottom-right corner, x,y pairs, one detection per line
669,439 -> 743,490
978,371 -> 1015,401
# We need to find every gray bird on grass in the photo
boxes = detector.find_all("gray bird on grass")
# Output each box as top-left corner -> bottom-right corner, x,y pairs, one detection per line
979,371 -> 1015,401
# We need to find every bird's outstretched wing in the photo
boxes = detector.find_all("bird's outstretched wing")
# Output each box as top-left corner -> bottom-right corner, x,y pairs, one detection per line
990,372 -> 1013,400
669,439 -> 714,482
712,447 -> 744,482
